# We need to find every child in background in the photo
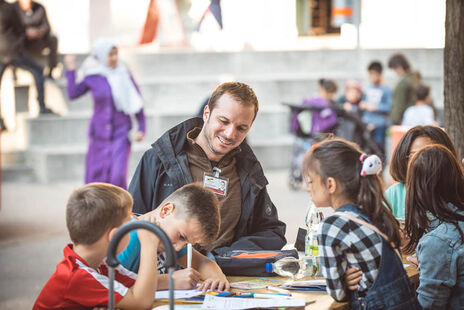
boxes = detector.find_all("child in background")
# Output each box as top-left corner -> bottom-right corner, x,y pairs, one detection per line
359,61 -> 392,152
34,183 -> 159,310
404,144 -> 464,309
291,78 -> 338,136
401,84 -> 436,127
302,138 -> 418,308
386,125 -> 457,219
338,79 -> 363,113
118,183 -> 229,292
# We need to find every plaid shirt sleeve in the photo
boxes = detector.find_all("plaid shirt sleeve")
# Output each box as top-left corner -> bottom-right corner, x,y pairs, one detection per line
317,213 -> 383,302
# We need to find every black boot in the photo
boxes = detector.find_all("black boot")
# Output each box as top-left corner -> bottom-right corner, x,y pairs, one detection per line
39,107 -> 58,115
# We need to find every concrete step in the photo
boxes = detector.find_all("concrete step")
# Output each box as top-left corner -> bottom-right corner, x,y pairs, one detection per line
58,72 -> 445,112
1,150 -> 26,166
23,106 -> 290,146
1,164 -> 36,182
115,48 -> 443,79
25,144 -> 147,183
16,136 -> 293,183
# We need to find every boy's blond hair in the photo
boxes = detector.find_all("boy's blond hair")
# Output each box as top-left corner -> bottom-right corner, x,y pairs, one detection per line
66,183 -> 132,245
165,183 -> 220,244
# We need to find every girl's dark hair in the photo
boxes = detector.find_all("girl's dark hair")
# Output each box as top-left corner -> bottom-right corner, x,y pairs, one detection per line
303,138 -> 401,248
390,126 -> 457,183
318,78 -> 338,93
404,144 -> 464,254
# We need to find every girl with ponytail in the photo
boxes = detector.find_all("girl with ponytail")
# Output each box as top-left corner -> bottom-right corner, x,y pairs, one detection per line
302,138 -> 418,309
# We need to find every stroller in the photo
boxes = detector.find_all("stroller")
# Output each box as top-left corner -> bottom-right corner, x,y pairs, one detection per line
284,100 -> 384,190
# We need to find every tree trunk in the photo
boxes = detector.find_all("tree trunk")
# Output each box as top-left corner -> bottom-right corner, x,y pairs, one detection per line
445,0 -> 464,160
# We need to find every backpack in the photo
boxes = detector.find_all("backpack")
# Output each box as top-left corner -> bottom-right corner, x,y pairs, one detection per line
290,97 -> 338,137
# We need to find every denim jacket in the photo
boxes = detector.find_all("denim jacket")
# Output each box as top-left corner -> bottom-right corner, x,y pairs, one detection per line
416,203 -> 464,309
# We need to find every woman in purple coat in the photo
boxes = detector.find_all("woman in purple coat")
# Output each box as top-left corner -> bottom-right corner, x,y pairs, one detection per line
63,39 -> 146,189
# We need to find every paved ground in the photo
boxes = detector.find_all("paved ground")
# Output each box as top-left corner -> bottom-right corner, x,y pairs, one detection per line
0,169 -> 310,309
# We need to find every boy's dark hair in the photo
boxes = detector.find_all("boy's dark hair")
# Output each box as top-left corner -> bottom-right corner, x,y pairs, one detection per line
66,183 -> 132,245
367,61 -> 383,73
390,126 -> 457,183
208,82 -> 259,121
388,53 -> 411,72
167,183 -> 220,245
415,84 -> 430,101
404,144 -> 464,254
318,78 -> 338,93
303,138 -> 401,248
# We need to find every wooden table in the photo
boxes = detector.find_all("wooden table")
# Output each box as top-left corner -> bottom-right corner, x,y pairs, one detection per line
153,260 -> 419,309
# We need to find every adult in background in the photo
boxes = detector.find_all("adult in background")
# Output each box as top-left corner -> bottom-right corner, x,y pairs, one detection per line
388,53 -> 420,125
0,0 -> 55,121
130,82 -> 286,261
14,0 -> 58,79
64,39 -> 146,189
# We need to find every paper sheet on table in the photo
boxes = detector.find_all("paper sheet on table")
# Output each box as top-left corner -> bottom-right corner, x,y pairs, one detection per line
282,279 -> 327,287
201,294 -> 306,309
153,305 -> 203,309
154,288 -> 202,299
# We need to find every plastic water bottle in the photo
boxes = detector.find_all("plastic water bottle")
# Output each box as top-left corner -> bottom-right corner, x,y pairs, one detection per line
266,257 -> 300,278
303,201 -> 323,277
305,201 -> 320,256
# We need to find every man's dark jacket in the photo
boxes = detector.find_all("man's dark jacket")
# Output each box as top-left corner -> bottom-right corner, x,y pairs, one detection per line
0,0 -> 25,63
129,117 -> 287,255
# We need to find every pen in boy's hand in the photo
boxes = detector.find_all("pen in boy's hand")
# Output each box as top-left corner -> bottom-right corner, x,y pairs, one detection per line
187,243 -> 192,269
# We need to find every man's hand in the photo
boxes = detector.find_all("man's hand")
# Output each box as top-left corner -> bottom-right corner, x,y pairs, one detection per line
173,268 -> 201,289
345,267 -> 362,291
25,27 -> 43,39
198,273 -> 229,292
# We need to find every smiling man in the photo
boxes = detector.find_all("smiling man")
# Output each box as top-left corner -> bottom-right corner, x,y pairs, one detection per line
129,82 -> 286,267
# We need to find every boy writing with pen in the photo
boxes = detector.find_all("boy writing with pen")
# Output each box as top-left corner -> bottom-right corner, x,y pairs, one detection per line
34,183 -> 160,309
118,183 -> 230,292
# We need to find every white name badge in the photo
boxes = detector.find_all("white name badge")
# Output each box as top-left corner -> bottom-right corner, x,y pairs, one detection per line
203,168 -> 229,196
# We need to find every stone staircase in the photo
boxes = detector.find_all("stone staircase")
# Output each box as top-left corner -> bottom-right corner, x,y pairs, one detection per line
1,48 -> 443,183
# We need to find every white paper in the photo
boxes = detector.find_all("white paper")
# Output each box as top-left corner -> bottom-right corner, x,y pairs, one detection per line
154,288 -> 202,300
282,279 -> 327,287
201,295 -> 306,309
153,305 -> 203,310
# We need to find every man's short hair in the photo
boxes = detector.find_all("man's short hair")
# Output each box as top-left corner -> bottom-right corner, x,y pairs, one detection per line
368,61 -> 383,73
207,82 -> 259,121
66,183 -> 132,245
388,53 -> 411,72
166,183 -> 220,245
415,84 -> 430,101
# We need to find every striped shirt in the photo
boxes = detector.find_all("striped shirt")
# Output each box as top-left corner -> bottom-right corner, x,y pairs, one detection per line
317,205 -> 383,301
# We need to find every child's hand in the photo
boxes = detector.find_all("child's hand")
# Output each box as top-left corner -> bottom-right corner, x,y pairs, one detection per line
198,273 -> 230,292
406,254 -> 418,268
173,268 -> 201,289
345,267 -> 362,291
